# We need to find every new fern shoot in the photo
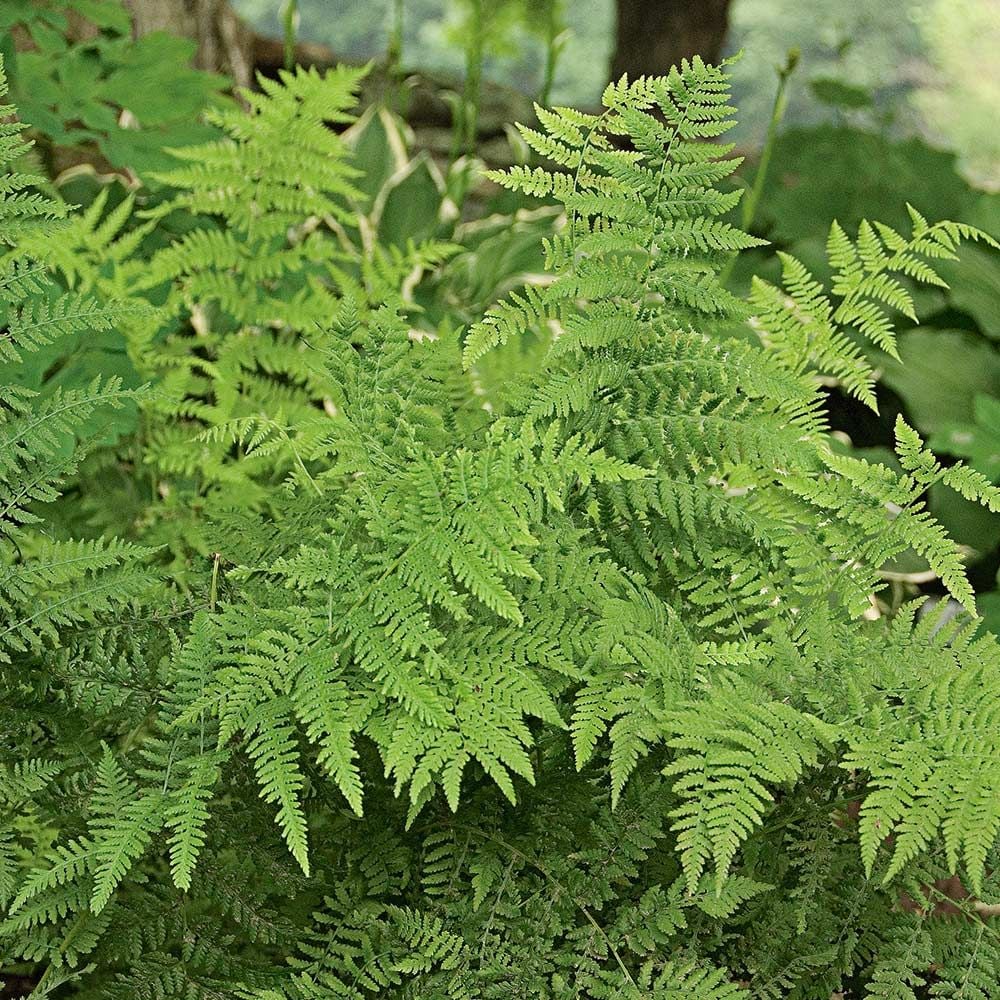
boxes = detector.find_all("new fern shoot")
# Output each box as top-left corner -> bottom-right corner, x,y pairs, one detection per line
3,52 -> 1000,1000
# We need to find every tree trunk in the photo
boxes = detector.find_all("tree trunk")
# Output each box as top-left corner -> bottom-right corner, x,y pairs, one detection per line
610,0 -> 733,81
121,0 -> 255,89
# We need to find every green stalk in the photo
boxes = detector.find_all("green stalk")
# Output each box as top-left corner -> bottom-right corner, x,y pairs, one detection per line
209,551 -> 221,612
387,0 -> 405,75
538,3 -> 562,108
463,0 -> 484,155
741,48 -> 799,234
282,0 -> 298,71
720,48 -> 798,287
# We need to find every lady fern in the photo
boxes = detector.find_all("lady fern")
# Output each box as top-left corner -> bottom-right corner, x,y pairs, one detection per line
3,54 -> 1000,1000
0,62 -> 154,669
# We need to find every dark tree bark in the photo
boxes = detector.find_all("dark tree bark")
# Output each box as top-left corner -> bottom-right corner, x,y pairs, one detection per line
610,0 -> 734,81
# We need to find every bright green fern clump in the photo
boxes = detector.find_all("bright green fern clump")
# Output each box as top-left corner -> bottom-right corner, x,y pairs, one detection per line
0,63 -> 154,669
3,52 -> 1000,1000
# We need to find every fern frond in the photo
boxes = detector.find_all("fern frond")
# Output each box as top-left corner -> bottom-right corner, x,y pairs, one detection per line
665,684 -> 834,892
244,698 -> 311,876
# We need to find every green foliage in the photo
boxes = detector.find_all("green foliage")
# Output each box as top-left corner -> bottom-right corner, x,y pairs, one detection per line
1,0 -> 228,178
933,393 -> 1000,483
0,60 -> 152,666
744,107 -> 1000,653
4,51 -> 1000,1000
467,56 -> 760,365
844,608 -> 1000,895
236,0 -> 611,110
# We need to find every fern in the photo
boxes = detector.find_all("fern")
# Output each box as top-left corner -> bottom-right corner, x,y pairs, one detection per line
843,611 -> 1000,895
750,208 -> 999,408
465,55 -> 759,369
4,50 -> 1000,1000
664,681 -> 834,892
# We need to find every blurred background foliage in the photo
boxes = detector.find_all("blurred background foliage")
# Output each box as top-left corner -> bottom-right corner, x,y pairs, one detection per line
235,0 -> 1000,186
2,0 -> 999,623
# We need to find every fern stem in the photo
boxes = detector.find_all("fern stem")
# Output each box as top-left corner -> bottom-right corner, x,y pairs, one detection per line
567,109 -> 612,259
209,552 -> 221,612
